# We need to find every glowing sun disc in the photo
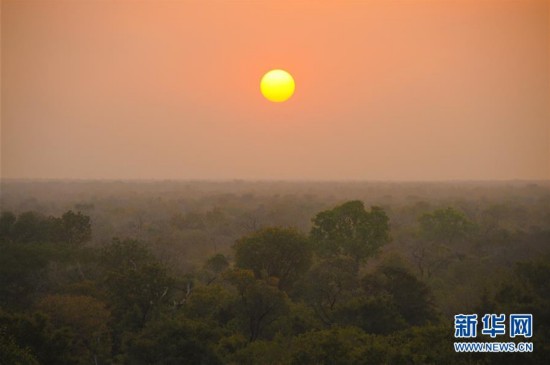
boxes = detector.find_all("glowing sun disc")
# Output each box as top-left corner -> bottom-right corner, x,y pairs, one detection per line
260,69 -> 295,102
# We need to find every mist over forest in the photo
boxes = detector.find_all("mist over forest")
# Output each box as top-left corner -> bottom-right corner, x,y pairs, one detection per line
2,0 -> 548,363
1,180 -> 549,364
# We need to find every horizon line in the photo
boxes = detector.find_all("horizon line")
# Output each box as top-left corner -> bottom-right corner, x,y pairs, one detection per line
1,178 -> 549,184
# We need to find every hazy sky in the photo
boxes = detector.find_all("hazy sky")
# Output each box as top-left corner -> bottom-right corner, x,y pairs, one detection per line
2,0 -> 549,180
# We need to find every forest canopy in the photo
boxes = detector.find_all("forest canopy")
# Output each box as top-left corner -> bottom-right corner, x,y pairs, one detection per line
0,180 -> 549,364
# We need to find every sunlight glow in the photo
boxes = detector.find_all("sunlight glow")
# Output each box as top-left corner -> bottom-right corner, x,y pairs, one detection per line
260,69 -> 295,102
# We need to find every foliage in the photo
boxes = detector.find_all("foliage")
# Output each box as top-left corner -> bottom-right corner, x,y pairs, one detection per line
492,259 -> 550,364
36,294 -> 111,364
299,256 -> 359,326
181,284 -> 236,327
100,239 -> 174,330
411,206 -> 474,278
202,253 -> 230,284
0,326 -> 40,365
1,181 -> 549,364
0,210 -> 91,245
418,206 -> 473,244
124,317 -> 223,365
0,240 -> 53,309
98,238 -> 175,358
310,201 -> 390,263
223,268 -> 290,342
233,227 -> 312,291
60,211 -> 92,245
362,264 -> 437,327
0,310 -> 76,365
289,326 -> 391,365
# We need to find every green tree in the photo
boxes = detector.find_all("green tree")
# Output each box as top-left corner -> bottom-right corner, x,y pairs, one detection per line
99,238 -> 175,355
202,253 -> 229,285
412,206 -> 473,278
0,211 -> 16,242
0,310 -> 76,365
0,327 -> 39,365
11,211 -> 46,243
334,295 -> 405,335
36,295 -> 111,364
182,284 -> 236,328
1,210 -> 91,245
230,337 -> 287,365
0,241 -> 54,309
300,256 -> 359,326
223,268 -> 289,342
493,259 -> 550,364
418,206 -> 473,244
60,211 -> 92,245
125,317 -> 223,365
310,201 -> 390,264
389,325 -> 479,365
362,264 -> 437,327
103,262 -> 173,330
289,326 -> 391,365
233,227 -> 312,291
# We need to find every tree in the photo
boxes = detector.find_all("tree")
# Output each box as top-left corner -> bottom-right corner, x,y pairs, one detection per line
389,325 -> 477,365
233,227 -> 312,291
60,211 -> 92,245
0,310 -> 76,365
0,240 -> 53,309
0,327 -> 39,365
310,201 -> 390,264
103,263 -> 173,330
410,241 -> 454,279
1,210 -> 91,245
37,294 -> 111,364
99,238 -> 175,351
202,253 -> 229,285
300,256 -> 359,326
182,284 -> 236,327
289,326 -> 391,365
418,207 -> 472,244
223,268 -> 289,342
333,295 -> 405,335
362,264 -> 437,327
125,317 -> 223,365
100,238 -> 155,272
0,211 -> 16,242
492,259 -> 550,364
412,206 -> 473,278
10,211 -> 46,243
230,338 -> 287,365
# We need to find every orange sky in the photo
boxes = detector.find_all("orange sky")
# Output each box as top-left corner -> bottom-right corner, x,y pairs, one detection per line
1,0 -> 549,180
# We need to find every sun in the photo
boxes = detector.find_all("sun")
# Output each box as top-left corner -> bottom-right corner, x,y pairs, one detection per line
260,69 -> 295,102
